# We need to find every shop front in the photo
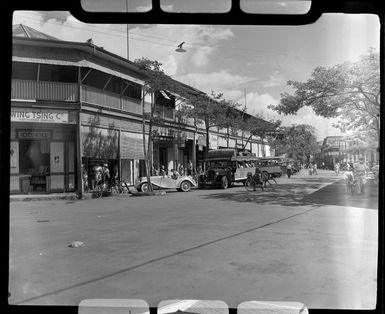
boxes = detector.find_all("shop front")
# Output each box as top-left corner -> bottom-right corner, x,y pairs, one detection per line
152,136 -> 175,174
81,124 -> 119,189
120,131 -> 146,185
10,107 -> 77,194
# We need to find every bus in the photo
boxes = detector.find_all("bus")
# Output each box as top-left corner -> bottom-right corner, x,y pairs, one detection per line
198,149 -> 282,189
257,157 -> 284,178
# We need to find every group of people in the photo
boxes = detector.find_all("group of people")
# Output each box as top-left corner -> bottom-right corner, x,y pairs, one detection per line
152,160 -> 199,178
82,162 -> 119,191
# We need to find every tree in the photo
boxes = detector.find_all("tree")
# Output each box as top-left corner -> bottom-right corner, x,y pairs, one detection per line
178,91 -> 240,157
247,117 -> 281,157
269,50 -> 380,142
134,58 -> 187,192
234,112 -> 281,156
270,124 -> 319,162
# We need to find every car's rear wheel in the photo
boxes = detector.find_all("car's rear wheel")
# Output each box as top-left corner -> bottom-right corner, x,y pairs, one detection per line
140,182 -> 150,192
221,176 -> 229,189
180,180 -> 191,192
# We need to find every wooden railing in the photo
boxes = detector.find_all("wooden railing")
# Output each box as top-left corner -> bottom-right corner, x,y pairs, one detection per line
12,79 -> 177,118
12,79 -> 78,102
81,85 -> 142,114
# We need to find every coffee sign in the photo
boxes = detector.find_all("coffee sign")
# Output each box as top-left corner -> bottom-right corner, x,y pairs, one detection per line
11,108 -> 69,123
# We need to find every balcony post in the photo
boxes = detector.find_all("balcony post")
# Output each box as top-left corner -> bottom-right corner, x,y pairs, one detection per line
76,67 -> 83,198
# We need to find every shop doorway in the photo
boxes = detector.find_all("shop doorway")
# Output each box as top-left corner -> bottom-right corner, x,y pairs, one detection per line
159,147 -> 168,171
121,159 -> 134,185
50,141 -> 65,192
19,139 -> 50,192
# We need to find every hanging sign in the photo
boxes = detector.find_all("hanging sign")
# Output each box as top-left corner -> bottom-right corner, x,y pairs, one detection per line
11,108 -> 69,123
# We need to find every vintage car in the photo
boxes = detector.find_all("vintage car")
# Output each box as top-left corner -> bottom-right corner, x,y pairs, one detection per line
198,149 -> 259,189
198,149 -> 283,189
136,175 -> 197,192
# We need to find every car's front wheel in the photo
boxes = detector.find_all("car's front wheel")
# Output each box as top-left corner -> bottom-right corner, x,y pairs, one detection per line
140,182 -> 150,192
221,176 -> 229,189
180,180 -> 191,192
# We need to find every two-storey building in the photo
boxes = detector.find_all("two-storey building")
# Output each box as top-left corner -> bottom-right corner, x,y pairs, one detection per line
10,24 -> 273,195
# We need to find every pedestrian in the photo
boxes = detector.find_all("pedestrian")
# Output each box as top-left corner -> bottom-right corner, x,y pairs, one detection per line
187,160 -> 193,176
196,163 -> 202,174
159,165 -> 166,176
82,164 -> 89,192
287,162 -> 292,178
170,169 -> 180,180
313,163 -> 318,175
92,162 -> 103,189
101,163 -> 110,183
334,162 -> 340,175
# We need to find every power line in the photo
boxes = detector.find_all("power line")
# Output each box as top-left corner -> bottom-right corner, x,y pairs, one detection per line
13,12 -> 303,58
14,11 -> 341,64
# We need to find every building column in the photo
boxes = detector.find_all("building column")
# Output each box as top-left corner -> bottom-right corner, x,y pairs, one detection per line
174,141 -> 178,170
76,111 -> 83,198
76,68 -> 83,198
192,133 -> 196,174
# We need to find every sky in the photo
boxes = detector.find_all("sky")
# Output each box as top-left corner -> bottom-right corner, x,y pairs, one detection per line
12,1 -> 380,140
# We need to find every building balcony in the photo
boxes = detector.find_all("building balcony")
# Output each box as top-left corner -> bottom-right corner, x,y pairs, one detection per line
11,79 -> 143,115
81,85 -> 142,114
12,79 -> 78,102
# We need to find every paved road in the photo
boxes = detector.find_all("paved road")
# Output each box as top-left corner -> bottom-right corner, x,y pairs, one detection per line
9,170 -> 378,309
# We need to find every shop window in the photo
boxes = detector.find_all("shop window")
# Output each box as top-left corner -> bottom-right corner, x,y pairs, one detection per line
12,61 -> 38,80
39,64 -> 78,83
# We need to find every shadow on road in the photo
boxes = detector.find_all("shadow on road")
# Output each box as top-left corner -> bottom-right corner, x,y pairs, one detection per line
201,177 -> 378,210
302,179 -> 378,210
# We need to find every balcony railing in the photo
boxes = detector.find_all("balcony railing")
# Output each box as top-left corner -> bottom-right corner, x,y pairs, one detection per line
81,85 -> 142,114
11,80 -> 144,115
12,79 -> 78,102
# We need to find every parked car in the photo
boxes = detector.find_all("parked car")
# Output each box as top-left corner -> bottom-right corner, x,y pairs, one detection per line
136,175 -> 197,192
198,149 -> 252,189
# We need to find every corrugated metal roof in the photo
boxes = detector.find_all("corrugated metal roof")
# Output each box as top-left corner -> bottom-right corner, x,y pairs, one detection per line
12,24 -> 60,41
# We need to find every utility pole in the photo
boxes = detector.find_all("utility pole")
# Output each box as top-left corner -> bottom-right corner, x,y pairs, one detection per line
126,0 -> 129,60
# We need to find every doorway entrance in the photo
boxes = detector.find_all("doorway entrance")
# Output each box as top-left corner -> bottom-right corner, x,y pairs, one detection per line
19,139 -> 50,192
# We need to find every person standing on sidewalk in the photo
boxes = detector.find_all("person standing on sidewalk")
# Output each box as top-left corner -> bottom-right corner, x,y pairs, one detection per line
334,162 -> 340,175
287,162 -> 293,178
187,160 -> 193,176
313,163 -> 318,175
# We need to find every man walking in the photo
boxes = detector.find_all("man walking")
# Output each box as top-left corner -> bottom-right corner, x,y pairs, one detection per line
287,162 -> 293,178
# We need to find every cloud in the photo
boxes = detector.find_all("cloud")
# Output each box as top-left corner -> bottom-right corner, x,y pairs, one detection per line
242,92 -> 280,118
13,12 -> 233,76
39,11 -> 70,24
162,55 -> 178,76
239,92 -> 343,140
175,70 -> 254,95
262,70 -> 286,88
136,5 -> 152,12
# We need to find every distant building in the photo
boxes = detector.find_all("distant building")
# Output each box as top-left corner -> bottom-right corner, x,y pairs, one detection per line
318,135 -> 378,169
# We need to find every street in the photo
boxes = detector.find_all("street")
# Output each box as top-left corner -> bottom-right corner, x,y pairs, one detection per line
9,170 -> 378,309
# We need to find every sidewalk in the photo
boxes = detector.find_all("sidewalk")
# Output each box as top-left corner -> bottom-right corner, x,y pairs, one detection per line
10,192 -> 80,202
